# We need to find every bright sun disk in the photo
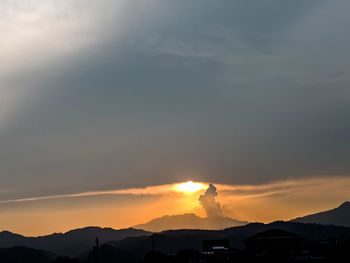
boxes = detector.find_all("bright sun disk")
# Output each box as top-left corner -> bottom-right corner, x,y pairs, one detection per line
174,181 -> 205,193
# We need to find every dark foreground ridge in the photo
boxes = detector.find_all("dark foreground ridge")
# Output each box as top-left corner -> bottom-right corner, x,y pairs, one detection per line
0,227 -> 151,258
0,246 -> 56,263
1,221 -> 350,262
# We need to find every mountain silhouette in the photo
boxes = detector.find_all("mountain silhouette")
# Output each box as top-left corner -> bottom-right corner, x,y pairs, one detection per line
108,221 -> 350,257
0,227 -> 151,258
0,246 -> 56,263
2,222 -> 350,261
133,213 -> 248,232
292,201 -> 350,227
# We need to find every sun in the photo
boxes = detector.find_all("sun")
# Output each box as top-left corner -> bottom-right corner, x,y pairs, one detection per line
174,181 -> 205,193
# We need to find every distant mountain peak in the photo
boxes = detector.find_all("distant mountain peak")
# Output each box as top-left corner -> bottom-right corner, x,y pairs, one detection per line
133,213 -> 248,232
338,201 -> 350,209
0,231 -> 23,239
292,201 -> 350,227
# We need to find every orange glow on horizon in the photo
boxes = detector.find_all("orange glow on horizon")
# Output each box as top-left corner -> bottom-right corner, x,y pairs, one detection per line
173,181 -> 206,193
2,177 -> 350,236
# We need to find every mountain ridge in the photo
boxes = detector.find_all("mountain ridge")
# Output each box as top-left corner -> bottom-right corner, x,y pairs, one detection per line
2,220 -> 350,261
107,221 -> 350,259
133,213 -> 248,232
1,202 -> 350,259
0,226 -> 151,257
292,201 -> 350,227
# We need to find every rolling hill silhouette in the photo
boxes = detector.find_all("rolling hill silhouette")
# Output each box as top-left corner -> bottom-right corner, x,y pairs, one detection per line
107,221 -> 350,258
0,246 -> 55,263
133,213 -> 248,232
292,201 -> 350,227
2,221 -> 350,262
0,227 -> 151,258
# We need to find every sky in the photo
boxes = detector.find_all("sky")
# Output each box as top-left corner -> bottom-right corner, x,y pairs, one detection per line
1,0 -> 350,235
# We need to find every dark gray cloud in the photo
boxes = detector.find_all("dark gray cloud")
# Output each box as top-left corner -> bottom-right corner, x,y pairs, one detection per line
1,0 -> 350,200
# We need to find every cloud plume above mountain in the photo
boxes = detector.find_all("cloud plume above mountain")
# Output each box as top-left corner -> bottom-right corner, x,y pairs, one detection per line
198,184 -> 223,218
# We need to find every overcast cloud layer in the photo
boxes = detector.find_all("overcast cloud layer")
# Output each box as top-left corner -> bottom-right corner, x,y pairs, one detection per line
1,0 -> 350,200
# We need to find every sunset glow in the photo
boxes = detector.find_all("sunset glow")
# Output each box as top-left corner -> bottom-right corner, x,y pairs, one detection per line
174,181 -> 205,193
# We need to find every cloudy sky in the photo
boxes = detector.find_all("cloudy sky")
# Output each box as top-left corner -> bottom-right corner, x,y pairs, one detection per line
1,0 -> 350,235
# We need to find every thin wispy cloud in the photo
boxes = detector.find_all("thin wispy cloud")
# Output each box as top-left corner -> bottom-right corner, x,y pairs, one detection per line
0,184 -> 177,204
2,177 -> 350,207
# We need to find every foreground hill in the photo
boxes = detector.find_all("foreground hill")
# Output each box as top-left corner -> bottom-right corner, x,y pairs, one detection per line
0,227 -> 151,258
107,221 -> 350,259
133,213 -> 248,232
0,246 -> 55,263
2,221 -> 350,262
292,201 -> 350,227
